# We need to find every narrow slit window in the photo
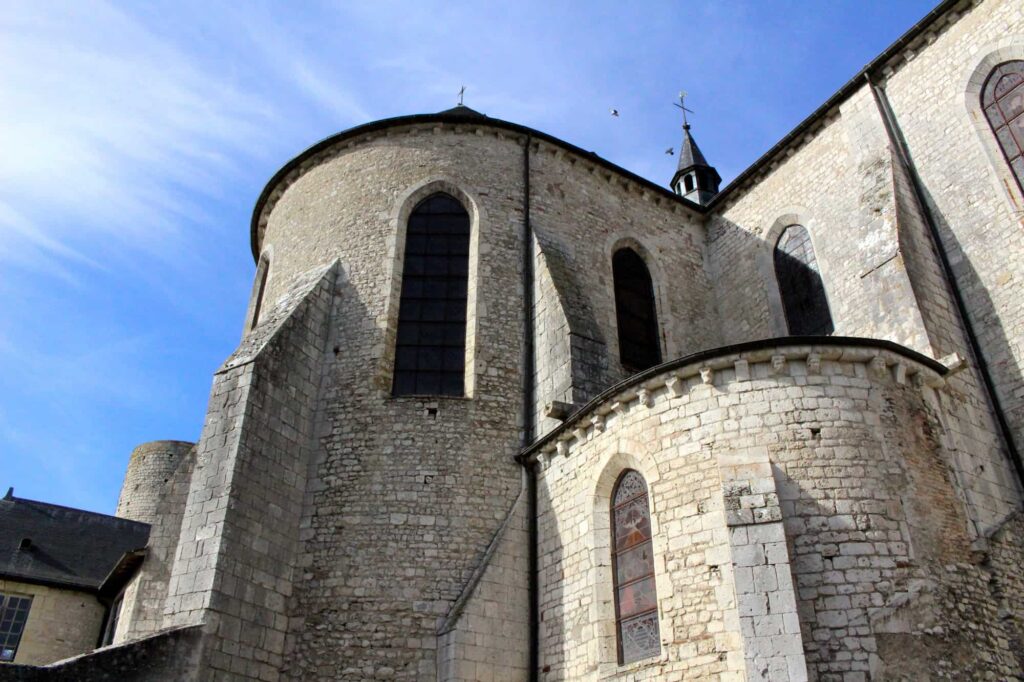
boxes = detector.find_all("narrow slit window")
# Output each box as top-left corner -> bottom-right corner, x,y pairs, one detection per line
611,470 -> 660,665
982,60 -> 1024,194
613,248 -> 662,372
392,193 -> 470,396
249,256 -> 270,330
774,225 -> 833,336
0,593 -> 32,662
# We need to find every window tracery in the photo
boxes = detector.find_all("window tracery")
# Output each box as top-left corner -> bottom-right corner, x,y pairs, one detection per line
982,60 -> 1024,194
611,470 -> 660,664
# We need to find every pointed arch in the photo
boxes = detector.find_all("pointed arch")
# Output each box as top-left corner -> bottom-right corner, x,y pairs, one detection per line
773,225 -> 834,336
392,192 -> 471,396
611,469 -> 660,664
612,248 -> 662,371
981,60 -> 1024,195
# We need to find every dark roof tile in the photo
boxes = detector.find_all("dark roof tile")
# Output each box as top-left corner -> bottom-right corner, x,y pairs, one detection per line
0,493 -> 150,591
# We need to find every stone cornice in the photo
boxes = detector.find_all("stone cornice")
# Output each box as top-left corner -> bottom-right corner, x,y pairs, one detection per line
517,336 -> 948,465
250,116 -> 704,262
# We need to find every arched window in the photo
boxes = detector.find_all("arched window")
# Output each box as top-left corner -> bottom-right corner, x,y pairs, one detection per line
392,193 -> 470,396
613,248 -> 662,371
982,60 -> 1024,194
774,225 -> 833,336
611,470 -> 660,665
249,256 -> 270,330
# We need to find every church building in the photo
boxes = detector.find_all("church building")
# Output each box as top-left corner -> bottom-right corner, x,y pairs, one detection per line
3,0 -> 1024,679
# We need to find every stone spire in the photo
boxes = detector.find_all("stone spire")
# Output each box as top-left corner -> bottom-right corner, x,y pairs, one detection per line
670,123 -> 721,206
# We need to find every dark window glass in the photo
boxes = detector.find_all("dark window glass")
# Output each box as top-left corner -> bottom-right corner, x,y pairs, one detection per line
611,470 -> 660,665
774,225 -> 834,336
684,174 -> 695,192
613,249 -> 662,372
982,61 -> 1024,194
393,193 -> 470,396
0,594 -> 32,662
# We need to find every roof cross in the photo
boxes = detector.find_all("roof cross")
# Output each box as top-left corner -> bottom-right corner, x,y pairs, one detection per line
673,90 -> 694,127
458,85 -> 466,106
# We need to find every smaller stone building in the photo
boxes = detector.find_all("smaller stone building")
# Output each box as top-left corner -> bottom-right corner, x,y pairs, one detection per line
0,488 -> 150,666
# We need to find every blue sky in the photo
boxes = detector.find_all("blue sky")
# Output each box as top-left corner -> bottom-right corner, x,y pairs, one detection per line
1,0 -> 936,514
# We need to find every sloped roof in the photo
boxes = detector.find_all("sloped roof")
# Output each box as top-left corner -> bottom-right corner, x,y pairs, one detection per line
677,125 -> 710,172
0,490 -> 150,592
435,104 -> 488,119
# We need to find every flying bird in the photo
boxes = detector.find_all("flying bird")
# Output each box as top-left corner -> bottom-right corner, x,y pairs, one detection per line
665,147 -> 674,155
610,108 -> 619,117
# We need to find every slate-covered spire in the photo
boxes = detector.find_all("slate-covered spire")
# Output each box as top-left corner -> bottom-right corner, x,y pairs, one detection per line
670,123 -> 720,206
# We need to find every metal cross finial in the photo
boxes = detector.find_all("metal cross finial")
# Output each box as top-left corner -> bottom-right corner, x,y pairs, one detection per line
673,90 -> 694,127
458,85 -> 466,106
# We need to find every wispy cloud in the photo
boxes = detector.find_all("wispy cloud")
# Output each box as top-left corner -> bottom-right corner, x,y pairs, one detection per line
0,1 -> 275,272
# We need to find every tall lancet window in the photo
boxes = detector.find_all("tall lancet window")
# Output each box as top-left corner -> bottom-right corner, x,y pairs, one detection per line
393,193 -> 470,396
611,470 -> 660,664
982,60 -> 1024,194
613,248 -> 662,372
774,225 -> 834,336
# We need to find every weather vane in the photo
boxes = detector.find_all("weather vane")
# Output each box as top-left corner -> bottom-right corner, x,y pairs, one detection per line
458,85 -> 466,106
673,90 -> 693,127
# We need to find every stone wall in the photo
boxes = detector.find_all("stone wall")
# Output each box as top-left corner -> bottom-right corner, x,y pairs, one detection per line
116,441 -> 195,522
160,264 -> 335,681
706,0 -> 1022,534
115,441 -> 195,643
527,141 -> 713,436
437,487 -> 530,681
528,340 -> 1021,681
0,625 -> 203,681
258,128 -> 529,681
880,0 -> 1024,469
0,579 -> 104,666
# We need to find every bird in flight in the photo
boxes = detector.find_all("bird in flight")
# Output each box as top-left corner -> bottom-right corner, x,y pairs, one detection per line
665,147 -> 674,155
610,108 -> 619,117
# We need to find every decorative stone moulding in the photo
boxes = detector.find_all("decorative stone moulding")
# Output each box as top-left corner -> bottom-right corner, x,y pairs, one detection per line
525,340 -> 947,464
806,352 -> 821,374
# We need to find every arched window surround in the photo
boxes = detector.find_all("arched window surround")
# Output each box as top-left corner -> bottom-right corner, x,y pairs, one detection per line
981,60 -> 1024,196
382,179 -> 484,398
244,249 -> 272,336
607,238 -> 665,374
773,224 -> 834,336
962,43 -> 1024,208
588,449 -> 669,673
759,213 -> 835,338
610,469 -> 661,664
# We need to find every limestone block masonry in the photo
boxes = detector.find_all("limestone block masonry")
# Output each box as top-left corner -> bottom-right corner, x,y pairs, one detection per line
14,0 -> 1024,679
525,341 -> 1022,680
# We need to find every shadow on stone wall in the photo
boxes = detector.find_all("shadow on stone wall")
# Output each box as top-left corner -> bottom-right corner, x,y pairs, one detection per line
768,376 -> 1020,681
916,182 -> 1024,461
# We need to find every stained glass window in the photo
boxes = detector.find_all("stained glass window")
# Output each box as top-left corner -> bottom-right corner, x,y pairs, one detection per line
982,61 -> 1024,195
613,249 -> 662,372
0,593 -> 32,662
392,193 -> 470,396
774,225 -> 834,336
611,470 -> 660,664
